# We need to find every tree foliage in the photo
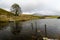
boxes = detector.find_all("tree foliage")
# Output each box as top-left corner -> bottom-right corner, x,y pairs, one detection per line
11,3 -> 22,16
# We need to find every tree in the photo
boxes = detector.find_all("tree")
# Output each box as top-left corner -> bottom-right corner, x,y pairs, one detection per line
11,3 -> 22,16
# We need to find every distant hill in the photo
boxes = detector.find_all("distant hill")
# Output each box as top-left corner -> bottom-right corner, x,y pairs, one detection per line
33,13 -> 60,19
33,13 -> 44,16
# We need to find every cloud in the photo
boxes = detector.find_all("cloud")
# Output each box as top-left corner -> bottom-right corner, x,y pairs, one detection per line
0,0 -> 60,15
23,12 -> 33,14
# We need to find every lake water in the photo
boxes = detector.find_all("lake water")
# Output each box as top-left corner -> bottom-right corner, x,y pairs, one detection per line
22,19 -> 60,39
0,19 -> 60,40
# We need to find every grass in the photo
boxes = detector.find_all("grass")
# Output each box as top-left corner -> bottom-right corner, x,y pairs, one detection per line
0,8 -> 14,16
0,8 -> 59,21
44,16 -> 59,19
0,8 -> 41,21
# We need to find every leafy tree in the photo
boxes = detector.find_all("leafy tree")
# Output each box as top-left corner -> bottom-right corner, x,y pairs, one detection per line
11,3 -> 22,16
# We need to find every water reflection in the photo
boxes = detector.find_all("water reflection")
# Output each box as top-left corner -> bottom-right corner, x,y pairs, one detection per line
0,19 -> 60,40
0,21 -> 43,40
9,21 -> 22,35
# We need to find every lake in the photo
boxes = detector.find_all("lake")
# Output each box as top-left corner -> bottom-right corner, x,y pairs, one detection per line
0,19 -> 60,40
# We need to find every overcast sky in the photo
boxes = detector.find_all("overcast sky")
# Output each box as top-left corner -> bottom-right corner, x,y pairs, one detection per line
0,0 -> 60,15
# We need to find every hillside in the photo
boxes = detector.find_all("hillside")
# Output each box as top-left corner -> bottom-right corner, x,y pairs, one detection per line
0,8 -> 14,16
0,8 -> 60,22
1,8 -> 60,21
0,8 -> 41,21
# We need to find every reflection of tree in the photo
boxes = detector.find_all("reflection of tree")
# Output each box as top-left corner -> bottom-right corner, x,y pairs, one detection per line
0,21 -> 8,29
10,21 -> 22,35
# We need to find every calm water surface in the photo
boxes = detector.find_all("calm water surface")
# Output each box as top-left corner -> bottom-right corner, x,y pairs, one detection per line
0,19 -> 60,39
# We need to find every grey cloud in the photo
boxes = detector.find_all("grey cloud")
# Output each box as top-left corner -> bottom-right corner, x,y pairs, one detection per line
21,3 -> 46,12
0,0 -> 60,15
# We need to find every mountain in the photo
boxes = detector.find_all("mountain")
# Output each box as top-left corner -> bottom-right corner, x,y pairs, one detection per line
33,13 -> 45,16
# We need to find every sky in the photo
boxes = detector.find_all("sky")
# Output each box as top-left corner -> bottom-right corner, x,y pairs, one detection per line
0,0 -> 60,15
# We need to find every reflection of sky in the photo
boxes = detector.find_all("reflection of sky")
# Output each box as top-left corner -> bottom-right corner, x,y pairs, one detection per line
0,19 -> 60,38
1,0 -> 60,15
21,19 -> 60,38
37,19 -> 60,34
38,19 -> 60,27
21,19 -> 60,33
